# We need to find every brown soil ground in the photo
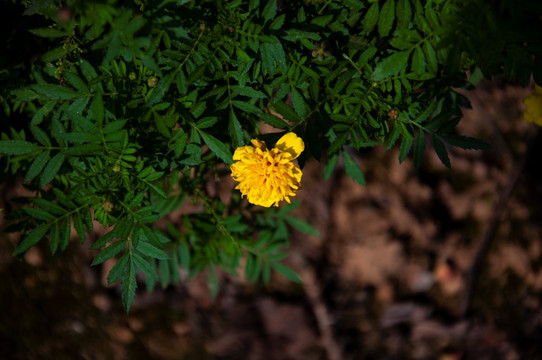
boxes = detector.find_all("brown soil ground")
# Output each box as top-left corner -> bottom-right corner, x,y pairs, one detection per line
1,81 -> 542,359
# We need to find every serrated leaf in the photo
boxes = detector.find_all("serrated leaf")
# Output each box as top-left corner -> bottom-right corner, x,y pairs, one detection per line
362,2 -> 379,33
290,87 -> 306,118
0,140 -> 39,155
31,101 -> 56,126
122,257 -> 137,312
50,221 -> 60,255
178,241 -> 191,270
159,258 -> 170,288
39,152 -> 65,187
272,262 -> 302,283
25,151 -> 50,182
13,223 -> 51,256
133,252 -> 159,282
260,113 -> 288,129
200,131 -> 233,165
413,131 -> 426,169
269,13 -> 285,30
137,241 -> 169,260
229,109 -> 244,148
343,151 -> 366,186
73,212 -> 86,243
107,253 -> 129,284
412,46 -> 426,75
431,134 -> 450,168
378,0 -> 396,38
23,207 -> 55,221
232,100 -> 262,115
285,216 -> 320,236
31,84 -> 81,100
91,240 -> 125,266
396,0 -> 412,29
60,217 -> 71,252
371,50 -> 412,81
30,125 -> 51,147
262,0 -> 277,23
398,134 -> 414,163
89,93 -> 104,126
207,266 -> 220,299
29,27 -> 68,38
63,143 -> 103,156
443,135 -> 491,150
147,72 -> 174,106
323,153 -> 339,180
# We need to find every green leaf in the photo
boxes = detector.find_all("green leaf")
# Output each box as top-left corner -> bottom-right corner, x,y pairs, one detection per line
229,109 -> 244,148
290,87 -> 306,118
13,223 -> 51,256
272,262 -> 302,283
122,256 -> 137,312
178,242 -> 191,270
159,258 -> 170,288
89,93 -> 105,126
269,13 -> 285,30
260,113 -> 289,129
207,266 -> 220,299
50,221 -> 60,255
412,46 -> 426,75
413,131 -> 426,169
107,253 -> 129,284
30,125 -> 51,147
443,135 -> 491,150
11,89 -> 38,101
34,198 -> 66,216
262,0 -> 277,23
285,216 -> 320,236
24,207 -> 55,221
25,151 -> 50,182
63,144 -> 103,156
31,101 -> 56,126
147,72 -> 174,106
371,50 -> 412,81
378,0 -> 396,37
31,84 -> 81,100
232,100 -> 262,115
133,252 -> 159,282
0,140 -> 39,155
29,27 -> 68,38
39,152 -> 65,187
91,240 -> 125,266
362,2 -> 379,33
137,241 -> 169,260
323,153 -> 339,180
343,151 -> 366,186
60,218 -> 71,252
423,41 -> 438,74
431,134 -> 450,168
396,0 -> 412,30
58,132 -> 101,143
200,131 -> 233,165
73,212 -> 86,243
398,134 -> 414,163
272,100 -> 303,123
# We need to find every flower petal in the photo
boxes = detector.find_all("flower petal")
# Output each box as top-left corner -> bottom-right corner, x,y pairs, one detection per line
275,132 -> 305,159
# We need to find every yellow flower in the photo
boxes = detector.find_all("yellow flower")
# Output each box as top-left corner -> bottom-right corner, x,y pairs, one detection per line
231,132 -> 304,207
524,85 -> 542,127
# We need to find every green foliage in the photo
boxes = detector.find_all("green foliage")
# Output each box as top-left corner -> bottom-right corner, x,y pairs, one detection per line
1,0 -> 540,311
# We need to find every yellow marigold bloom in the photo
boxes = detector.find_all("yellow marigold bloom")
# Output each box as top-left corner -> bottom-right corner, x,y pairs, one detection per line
231,132 -> 304,207
524,85 -> 542,127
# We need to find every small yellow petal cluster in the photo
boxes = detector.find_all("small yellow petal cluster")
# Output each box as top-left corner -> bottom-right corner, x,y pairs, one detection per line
231,132 -> 304,207
524,85 -> 542,127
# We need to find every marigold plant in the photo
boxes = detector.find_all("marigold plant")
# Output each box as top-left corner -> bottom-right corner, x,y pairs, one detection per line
0,0 -> 541,311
